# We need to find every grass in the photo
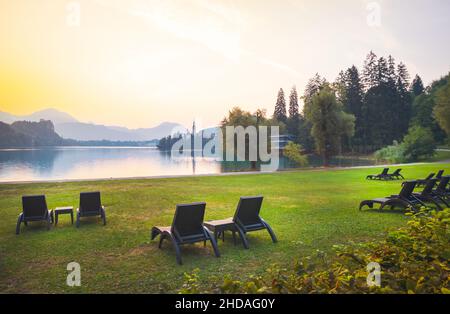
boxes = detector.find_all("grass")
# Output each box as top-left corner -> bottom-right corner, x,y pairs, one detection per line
1,163 -> 449,293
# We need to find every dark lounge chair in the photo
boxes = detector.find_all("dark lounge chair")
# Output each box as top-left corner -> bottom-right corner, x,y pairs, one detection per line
412,179 -> 448,210
388,169 -> 404,180
151,202 -> 220,265
432,176 -> 450,202
366,168 -> 390,180
76,192 -> 106,228
16,195 -> 54,234
359,181 -> 424,212
228,196 -> 277,249
417,173 -> 435,187
435,170 -> 445,180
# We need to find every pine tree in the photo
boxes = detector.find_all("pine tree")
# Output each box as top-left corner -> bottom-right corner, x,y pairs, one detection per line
303,73 -> 326,106
343,66 -> 364,148
396,62 -> 412,138
273,88 -> 287,122
362,51 -> 378,90
387,55 -> 397,84
411,74 -> 425,97
376,57 -> 389,84
288,86 -> 299,119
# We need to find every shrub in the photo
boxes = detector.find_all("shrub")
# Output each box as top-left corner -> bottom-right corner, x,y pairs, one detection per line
283,142 -> 308,167
374,140 -> 406,163
402,126 -> 436,161
375,126 -> 436,163
180,208 -> 450,294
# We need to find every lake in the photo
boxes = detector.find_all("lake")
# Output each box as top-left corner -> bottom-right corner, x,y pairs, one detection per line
0,147 -> 378,182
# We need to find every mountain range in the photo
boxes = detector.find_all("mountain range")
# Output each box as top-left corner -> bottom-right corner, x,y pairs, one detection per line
0,108 -> 185,141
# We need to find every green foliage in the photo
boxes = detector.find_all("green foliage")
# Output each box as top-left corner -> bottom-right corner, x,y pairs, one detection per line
375,126 -> 436,163
402,126 -> 436,161
434,78 -> 450,136
374,141 -> 406,163
273,88 -> 287,123
304,85 -> 355,165
283,142 -> 308,167
182,208 -> 450,294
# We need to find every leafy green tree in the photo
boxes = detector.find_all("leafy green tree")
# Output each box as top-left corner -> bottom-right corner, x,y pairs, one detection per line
433,78 -> 450,136
283,141 -> 308,167
304,85 -> 355,166
402,126 -> 436,161
273,88 -> 287,123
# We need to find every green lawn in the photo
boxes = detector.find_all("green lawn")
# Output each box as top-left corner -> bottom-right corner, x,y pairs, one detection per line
1,163 -> 449,293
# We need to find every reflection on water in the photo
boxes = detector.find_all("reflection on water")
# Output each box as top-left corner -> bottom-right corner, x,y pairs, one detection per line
0,147 -> 378,182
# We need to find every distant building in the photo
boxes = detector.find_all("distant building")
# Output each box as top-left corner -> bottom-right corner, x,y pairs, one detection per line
270,134 -> 295,150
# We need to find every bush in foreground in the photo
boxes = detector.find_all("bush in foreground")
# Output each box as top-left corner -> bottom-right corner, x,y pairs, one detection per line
180,208 -> 450,294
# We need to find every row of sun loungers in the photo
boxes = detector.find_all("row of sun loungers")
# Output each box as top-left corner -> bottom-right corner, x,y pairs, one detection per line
16,193 -> 276,265
16,192 -> 106,234
366,168 -> 404,180
360,173 -> 450,212
151,196 -> 277,265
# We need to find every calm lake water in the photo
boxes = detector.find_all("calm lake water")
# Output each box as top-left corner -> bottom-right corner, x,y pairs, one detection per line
0,147 -> 378,182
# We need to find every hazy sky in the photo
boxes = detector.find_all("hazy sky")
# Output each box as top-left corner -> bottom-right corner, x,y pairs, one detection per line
0,0 -> 449,128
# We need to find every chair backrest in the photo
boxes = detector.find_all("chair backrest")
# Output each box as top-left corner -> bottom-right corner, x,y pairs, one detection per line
436,176 -> 450,192
22,195 -> 48,218
436,170 -> 444,179
381,168 -> 389,175
171,202 -> 206,240
421,179 -> 437,195
424,173 -> 435,181
79,192 -> 102,213
392,169 -> 402,175
233,196 -> 263,227
399,181 -> 416,198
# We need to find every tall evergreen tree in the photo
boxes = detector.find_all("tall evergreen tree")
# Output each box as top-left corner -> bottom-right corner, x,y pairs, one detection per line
343,66 -> 364,149
288,86 -> 299,119
376,57 -> 389,84
362,51 -> 378,90
387,55 -> 397,84
273,88 -> 287,122
287,86 -> 300,138
396,62 -> 412,137
303,73 -> 326,105
411,74 -> 425,97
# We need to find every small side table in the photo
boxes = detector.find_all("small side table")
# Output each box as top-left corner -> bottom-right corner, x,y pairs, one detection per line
55,207 -> 74,226
204,218 -> 237,244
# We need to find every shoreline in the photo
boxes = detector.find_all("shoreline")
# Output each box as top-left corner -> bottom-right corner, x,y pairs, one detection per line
1,160 -> 449,185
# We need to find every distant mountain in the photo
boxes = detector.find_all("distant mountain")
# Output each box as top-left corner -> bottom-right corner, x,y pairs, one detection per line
0,120 -> 65,147
55,121 -> 183,141
0,108 -> 184,141
0,108 -> 78,124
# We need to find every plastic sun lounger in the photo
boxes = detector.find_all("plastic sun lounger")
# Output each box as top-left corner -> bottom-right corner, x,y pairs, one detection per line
151,202 -> 220,265
16,195 -> 54,234
76,192 -> 106,228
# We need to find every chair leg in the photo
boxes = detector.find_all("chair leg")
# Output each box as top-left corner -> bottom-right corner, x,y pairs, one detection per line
16,214 -> 23,235
47,216 -> 51,230
262,219 -> 278,243
235,227 -> 249,249
101,209 -> 107,226
204,229 -> 220,258
158,234 -> 165,249
167,236 -> 182,265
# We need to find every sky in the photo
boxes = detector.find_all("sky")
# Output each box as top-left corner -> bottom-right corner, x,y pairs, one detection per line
0,0 -> 449,129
